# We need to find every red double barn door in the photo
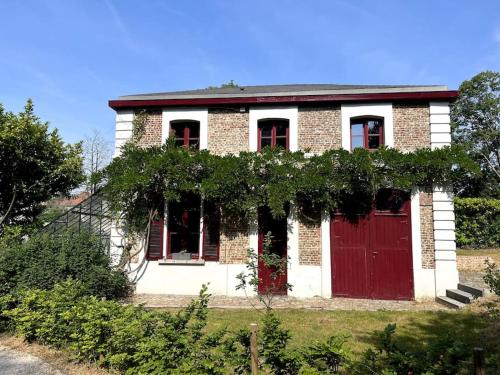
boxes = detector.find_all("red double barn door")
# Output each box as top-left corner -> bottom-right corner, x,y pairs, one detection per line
330,195 -> 414,300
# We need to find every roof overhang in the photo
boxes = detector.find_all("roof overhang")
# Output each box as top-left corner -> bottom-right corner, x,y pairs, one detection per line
108,90 -> 459,110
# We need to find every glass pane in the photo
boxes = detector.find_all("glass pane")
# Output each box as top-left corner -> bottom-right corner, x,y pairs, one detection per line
260,125 -> 272,137
170,233 -> 182,254
170,123 -> 184,138
368,120 -> 382,135
188,124 -> 200,138
174,138 -> 185,147
275,136 -> 287,149
351,135 -> 364,149
368,135 -> 380,149
260,137 -> 272,148
186,233 -> 200,254
376,189 -> 407,211
168,195 -> 201,255
275,122 -> 288,137
188,139 -> 199,149
351,123 -> 363,136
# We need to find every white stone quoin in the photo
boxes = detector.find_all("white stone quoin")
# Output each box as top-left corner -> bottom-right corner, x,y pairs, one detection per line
430,102 -> 459,296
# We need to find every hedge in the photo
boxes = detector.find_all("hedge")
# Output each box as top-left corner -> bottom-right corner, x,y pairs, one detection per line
455,197 -> 500,248
0,230 -> 131,299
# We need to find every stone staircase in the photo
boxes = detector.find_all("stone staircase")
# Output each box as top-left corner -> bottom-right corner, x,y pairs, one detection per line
437,283 -> 486,309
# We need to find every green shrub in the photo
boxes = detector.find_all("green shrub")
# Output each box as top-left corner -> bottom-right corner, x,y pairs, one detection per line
349,323 -> 471,375
1,281 -> 354,374
454,197 -> 500,248
3,281 -> 493,374
0,230 -> 131,299
484,260 -> 500,296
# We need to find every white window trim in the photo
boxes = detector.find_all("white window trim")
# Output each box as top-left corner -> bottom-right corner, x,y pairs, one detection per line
249,107 -> 298,152
341,103 -> 394,150
162,108 -> 208,150
161,108 -> 208,260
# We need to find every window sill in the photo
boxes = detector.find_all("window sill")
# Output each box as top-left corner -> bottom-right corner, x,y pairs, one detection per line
158,259 -> 205,266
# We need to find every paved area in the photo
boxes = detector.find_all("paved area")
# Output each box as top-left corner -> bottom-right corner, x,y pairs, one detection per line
0,346 -> 64,375
132,294 -> 447,311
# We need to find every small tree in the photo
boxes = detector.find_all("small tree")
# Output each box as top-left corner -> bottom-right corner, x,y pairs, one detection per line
82,129 -> 111,194
236,232 -> 292,311
0,100 -> 84,233
451,71 -> 500,198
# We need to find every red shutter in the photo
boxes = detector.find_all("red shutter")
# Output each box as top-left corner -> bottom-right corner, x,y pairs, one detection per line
146,219 -> 164,260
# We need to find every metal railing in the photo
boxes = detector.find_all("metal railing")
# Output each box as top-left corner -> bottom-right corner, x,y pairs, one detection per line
40,192 -> 112,250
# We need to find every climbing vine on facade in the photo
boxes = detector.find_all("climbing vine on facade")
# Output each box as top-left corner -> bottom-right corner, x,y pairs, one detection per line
98,141 -> 478,239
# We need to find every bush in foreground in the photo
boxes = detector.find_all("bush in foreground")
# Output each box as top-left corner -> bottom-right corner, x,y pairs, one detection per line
1,280 -> 496,374
0,231 -> 131,299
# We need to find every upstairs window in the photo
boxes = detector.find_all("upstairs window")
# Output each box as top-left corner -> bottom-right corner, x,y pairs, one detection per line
170,121 -> 200,149
350,118 -> 384,150
258,119 -> 289,151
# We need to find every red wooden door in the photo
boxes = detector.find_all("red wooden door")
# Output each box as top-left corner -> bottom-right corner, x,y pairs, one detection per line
258,213 -> 288,295
330,215 -> 370,298
331,191 -> 413,300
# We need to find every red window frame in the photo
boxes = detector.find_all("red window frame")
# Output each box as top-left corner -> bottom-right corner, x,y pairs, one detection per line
170,121 -> 200,149
350,118 -> 384,151
257,120 -> 289,151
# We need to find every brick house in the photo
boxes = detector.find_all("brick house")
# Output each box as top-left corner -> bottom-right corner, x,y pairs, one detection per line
108,84 -> 458,300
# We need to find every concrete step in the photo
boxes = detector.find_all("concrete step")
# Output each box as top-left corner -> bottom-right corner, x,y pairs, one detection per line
446,289 -> 474,304
457,283 -> 485,298
436,296 -> 466,309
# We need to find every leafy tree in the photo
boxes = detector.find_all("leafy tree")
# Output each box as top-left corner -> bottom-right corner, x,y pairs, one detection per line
451,71 -> 500,198
0,100 -> 84,233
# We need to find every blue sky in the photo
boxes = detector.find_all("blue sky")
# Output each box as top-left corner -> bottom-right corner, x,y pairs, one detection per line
1,0 -> 499,145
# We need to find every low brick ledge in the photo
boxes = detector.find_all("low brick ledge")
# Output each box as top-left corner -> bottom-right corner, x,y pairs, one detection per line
457,256 -> 493,271
129,294 -> 447,311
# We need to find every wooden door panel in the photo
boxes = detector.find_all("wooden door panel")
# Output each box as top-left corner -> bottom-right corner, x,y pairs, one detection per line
331,215 -> 370,298
331,194 -> 413,300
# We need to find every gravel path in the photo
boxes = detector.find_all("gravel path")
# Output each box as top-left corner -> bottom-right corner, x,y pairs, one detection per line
0,345 -> 64,375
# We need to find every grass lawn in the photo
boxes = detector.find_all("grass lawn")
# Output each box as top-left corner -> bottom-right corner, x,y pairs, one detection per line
202,308 -> 489,356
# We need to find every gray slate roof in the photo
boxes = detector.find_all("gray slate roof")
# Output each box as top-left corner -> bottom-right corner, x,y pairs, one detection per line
118,84 -> 449,100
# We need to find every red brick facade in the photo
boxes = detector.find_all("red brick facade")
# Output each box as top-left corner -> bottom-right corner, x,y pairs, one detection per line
298,106 -> 341,153
393,103 -> 431,151
208,109 -> 249,155
129,104 -> 435,269
419,191 -> 435,269
137,111 -> 162,147
298,220 -> 322,265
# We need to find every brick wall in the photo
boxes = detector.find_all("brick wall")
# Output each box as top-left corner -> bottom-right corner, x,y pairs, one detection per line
218,220 -> 249,264
457,256 -> 493,271
137,111 -> 162,147
298,219 -> 322,265
208,109 -> 249,155
393,104 -> 430,151
420,191 -> 435,268
298,106 -> 341,152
